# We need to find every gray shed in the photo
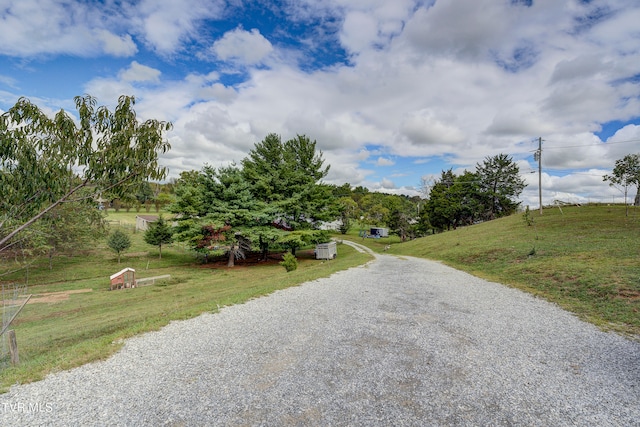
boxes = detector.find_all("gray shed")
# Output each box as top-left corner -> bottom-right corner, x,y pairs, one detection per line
315,241 -> 337,260
369,227 -> 389,238
136,215 -> 158,231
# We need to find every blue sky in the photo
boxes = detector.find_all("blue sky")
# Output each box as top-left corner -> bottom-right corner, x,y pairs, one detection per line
1,0 -> 640,207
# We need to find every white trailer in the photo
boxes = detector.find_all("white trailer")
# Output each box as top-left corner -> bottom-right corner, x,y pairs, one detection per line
315,241 -> 337,259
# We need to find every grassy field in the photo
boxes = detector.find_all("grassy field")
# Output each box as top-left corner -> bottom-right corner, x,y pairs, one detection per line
3,205 -> 639,391
352,204 -> 640,338
0,211 -> 371,391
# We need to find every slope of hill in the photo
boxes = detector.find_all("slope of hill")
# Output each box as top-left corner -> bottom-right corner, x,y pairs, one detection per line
388,205 -> 640,338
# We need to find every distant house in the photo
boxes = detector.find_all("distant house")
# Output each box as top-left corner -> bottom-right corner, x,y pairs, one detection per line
319,220 -> 341,231
136,215 -> 158,231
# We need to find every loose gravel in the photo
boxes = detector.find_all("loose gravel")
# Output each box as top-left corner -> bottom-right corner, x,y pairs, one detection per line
1,242 -> 639,426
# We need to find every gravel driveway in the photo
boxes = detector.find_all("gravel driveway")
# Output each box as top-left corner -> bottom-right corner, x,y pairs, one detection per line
1,241 -> 639,426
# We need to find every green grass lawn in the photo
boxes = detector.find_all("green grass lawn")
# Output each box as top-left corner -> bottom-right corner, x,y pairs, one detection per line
0,212 -> 371,391
378,204 -> 640,338
3,205 -> 639,391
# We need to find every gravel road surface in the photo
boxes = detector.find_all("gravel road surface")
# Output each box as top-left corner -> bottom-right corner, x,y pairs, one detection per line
1,241 -> 639,426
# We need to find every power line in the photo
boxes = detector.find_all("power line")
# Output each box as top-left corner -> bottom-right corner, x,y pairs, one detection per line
546,171 -> 606,177
542,138 -> 640,150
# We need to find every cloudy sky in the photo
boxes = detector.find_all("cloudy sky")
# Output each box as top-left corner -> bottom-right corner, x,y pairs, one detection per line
1,0 -> 640,207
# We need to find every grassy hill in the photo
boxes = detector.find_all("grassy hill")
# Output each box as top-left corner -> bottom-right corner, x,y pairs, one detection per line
2,206 -> 638,391
380,204 -> 639,338
0,211 -> 371,391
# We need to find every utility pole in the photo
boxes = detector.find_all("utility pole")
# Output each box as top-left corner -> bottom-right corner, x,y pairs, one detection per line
533,137 -> 543,214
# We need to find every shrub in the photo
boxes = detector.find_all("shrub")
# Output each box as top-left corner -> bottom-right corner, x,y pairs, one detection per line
280,252 -> 298,272
523,206 -> 534,226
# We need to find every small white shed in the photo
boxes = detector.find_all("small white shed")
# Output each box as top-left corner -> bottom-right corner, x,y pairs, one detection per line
369,227 -> 389,238
315,241 -> 337,260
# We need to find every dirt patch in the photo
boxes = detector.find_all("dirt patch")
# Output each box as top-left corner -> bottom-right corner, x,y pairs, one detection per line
123,252 -> 149,257
27,289 -> 93,304
199,250 -> 316,270
617,289 -> 640,301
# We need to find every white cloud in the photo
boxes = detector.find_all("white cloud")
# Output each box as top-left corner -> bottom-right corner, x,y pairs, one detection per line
340,12 -> 379,54
549,55 -> 610,84
0,0 -> 228,58
520,167 -> 619,207
0,75 -> 17,89
119,61 -> 161,83
380,178 -> 396,189
144,0 -> 639,197
134,0 -> 227,55
587,5 -> 640,55
403,0 -> 510,60
400,110 -> 466,148
608,124 -> 640,143
0,0 -> 137,57
286,0 -> 414,55
83,79 -> 137,108
197,83 -> 238,104
96,30 -> 138,57
212,27 -> 274,65
2,0 -> 640,205
376,157 -> 395,166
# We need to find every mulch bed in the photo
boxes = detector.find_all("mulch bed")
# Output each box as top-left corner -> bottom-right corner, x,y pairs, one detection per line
199,249 -> 316,269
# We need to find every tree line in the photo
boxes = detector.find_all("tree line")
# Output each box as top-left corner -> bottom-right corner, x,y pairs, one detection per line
1,94 -> 570,270
420,154 -> 526,231
0,94 -> 529,268
166,138 -> 527,266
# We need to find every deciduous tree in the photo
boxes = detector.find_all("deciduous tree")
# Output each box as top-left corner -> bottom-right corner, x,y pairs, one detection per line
0,95 -> 172,254
108,229 -> 132,264
41,199 -> 107,268
603,153 -> 640,216
337,197 -> 358,234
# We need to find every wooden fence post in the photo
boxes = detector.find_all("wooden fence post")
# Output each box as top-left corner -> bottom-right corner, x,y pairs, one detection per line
8,329 -> 19,365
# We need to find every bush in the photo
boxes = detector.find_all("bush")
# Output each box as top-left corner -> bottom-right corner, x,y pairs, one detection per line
523,206 -> 534,226
280,252 -> 298,272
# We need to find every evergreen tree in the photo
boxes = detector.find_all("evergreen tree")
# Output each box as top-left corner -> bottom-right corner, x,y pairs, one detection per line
424,169 -> 459,231
451,171 -> 483,226
171,133 -> 335,265
144,215 -> 174,259
475,154 -> 525,220
169,165 -> 273,266
242,133 -> 333,230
